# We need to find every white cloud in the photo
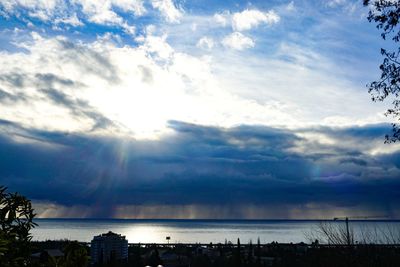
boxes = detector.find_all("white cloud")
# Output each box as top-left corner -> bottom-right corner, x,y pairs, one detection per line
286,1 -> 296,12
74,0 -> 122,24
110,0 -> 146,15
212,8 -> 280,31
277,42 -> 322,67
54,13 -> 83,26
210,38 -> 391,130
151,0 -> 183,23
197,36 -> 214,50
72,0 -> 146,19
138,33 -> 174,59
327,0 -> 347,8
232,9 -> 280,31
121,22 -> 136,35
326,0 -> 360,15
222,32 -> 255,50
213,11 -> 230,27
0,32 -> 305,139
0,5 -> 391,141
72,0 -> 145,25
0,0 -> 145,29
1,0 -> 61,21
1,0 -> 59,12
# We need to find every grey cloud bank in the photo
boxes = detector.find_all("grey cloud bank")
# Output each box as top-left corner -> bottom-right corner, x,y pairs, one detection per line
1,119 -> 399,218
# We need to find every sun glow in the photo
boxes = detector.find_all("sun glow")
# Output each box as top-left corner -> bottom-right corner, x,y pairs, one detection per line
0,25 -> 392,141
125,225 -> 165,243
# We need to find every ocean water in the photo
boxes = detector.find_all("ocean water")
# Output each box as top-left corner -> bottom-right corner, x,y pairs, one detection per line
31,219 -> 400,244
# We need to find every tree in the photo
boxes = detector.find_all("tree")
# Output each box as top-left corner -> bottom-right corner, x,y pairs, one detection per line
145,246 -> 163,267
364,0 -> 400,142
305,221 -> 354,245
130,245 -> 143,267
0,185 -> 37,266
62,241 -> 88,267
256,238 -> 261,267
233,238 -> 241,267
247,240 -> 254,267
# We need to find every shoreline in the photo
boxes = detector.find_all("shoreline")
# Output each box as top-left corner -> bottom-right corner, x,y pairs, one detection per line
32,218 -> 400,222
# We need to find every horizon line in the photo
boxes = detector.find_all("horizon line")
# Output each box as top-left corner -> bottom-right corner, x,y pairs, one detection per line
33,218 -> 400,221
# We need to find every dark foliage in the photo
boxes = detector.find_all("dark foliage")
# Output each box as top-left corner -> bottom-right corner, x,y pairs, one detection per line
364,0 -> 400,142
62,241 -> 89,267
144,246 -> 163,267
130,245 -> 143,267
33,241 -> 400,267
191,254 -> 212,267
0,185 -> 37,266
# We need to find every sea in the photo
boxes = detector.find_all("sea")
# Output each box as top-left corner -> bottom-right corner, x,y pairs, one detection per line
31,219 -> 400,244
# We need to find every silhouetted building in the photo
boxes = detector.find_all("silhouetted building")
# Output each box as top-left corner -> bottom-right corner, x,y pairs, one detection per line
90,231 -> 128,265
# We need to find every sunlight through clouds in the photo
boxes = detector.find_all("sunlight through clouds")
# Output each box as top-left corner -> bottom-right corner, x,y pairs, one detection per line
1,0 -> 400,219
0,30 -> 310,139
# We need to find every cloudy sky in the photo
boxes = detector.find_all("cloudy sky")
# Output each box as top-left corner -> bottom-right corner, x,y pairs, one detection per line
0,0 -> 399,219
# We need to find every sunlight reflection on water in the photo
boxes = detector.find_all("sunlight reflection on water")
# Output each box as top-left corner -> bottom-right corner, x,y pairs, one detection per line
31,219 -> 400,243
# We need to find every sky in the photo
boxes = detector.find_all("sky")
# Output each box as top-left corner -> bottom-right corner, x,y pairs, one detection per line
0,0 -> 400,219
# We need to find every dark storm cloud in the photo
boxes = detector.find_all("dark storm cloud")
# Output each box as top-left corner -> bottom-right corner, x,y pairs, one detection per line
339,157 -> 368,166
306,124 -> 391,142
378,152 -> 400,168
0,120 -> 400,217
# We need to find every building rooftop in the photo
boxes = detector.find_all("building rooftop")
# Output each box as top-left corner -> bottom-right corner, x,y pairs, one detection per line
92,231 -> 127,241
